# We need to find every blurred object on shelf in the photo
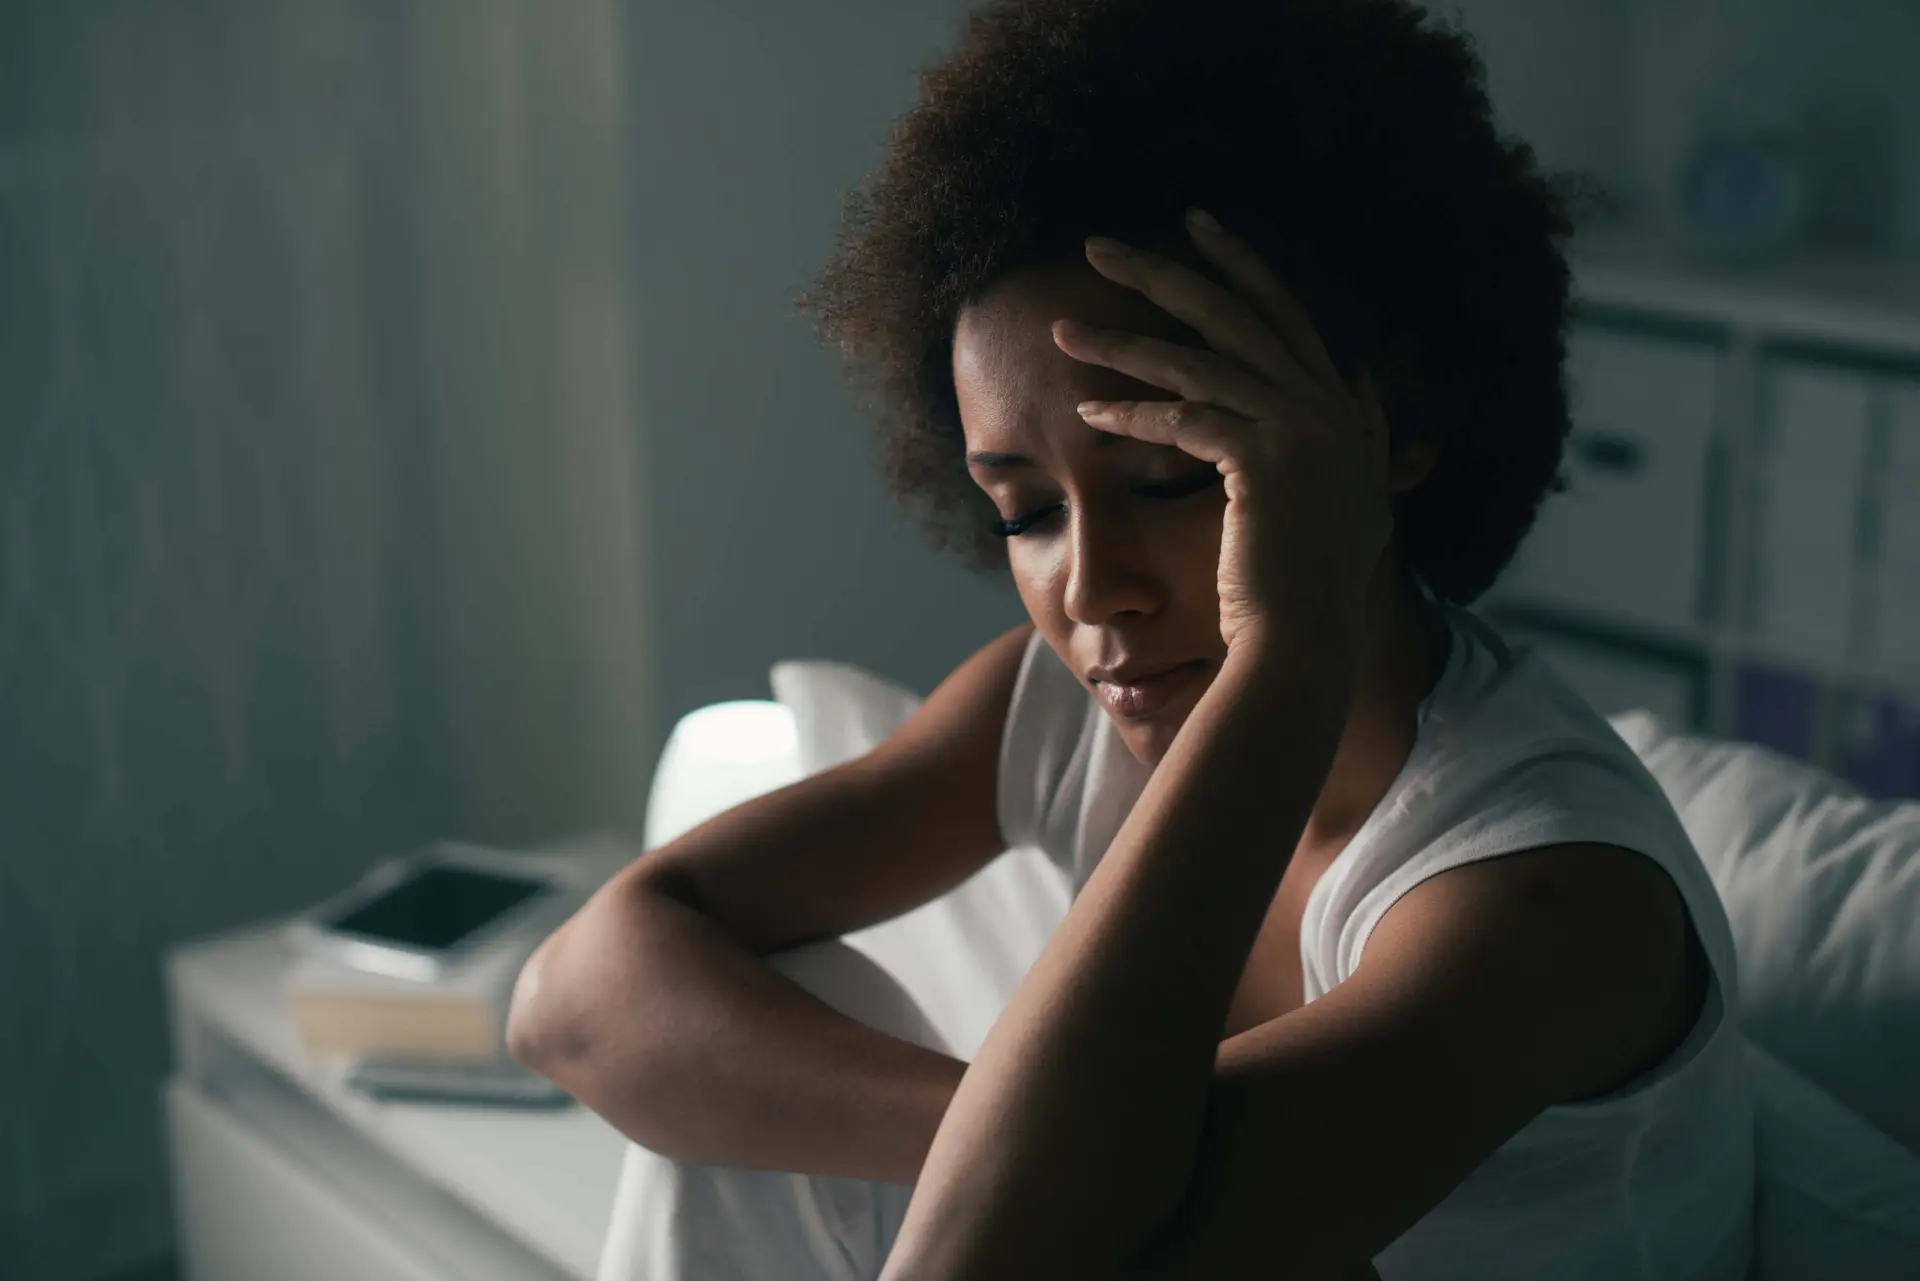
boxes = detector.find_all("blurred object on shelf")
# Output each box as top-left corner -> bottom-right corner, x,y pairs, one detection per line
1499,328 -> 1721,636
1735,663 -> 1822,764
1837,694 -> 1920,801
1872,383 -> 1920,680
1751,361 -> 1871,670
1675,127 -> 1807,262
1671,83 -> 1808,263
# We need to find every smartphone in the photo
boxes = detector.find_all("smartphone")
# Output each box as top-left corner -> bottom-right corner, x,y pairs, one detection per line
287,844 -> 573,983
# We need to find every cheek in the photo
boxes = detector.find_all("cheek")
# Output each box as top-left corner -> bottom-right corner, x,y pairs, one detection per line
1173,496 -> 1227,591
1007,543 -> 1065,623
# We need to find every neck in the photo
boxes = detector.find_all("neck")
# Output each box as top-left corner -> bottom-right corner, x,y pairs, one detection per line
1301,562 -> 1451,850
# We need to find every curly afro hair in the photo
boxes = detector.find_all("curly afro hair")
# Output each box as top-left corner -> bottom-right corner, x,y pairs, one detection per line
796,0 -> 1594,605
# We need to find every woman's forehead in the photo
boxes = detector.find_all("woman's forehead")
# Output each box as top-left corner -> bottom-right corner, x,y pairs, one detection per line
957,253 -> 1205,346
954,259 -> 1203,414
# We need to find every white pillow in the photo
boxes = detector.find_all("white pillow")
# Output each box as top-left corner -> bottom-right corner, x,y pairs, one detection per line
768,660 -> 922,774
766,661 -> 1072,1059
1610,710 -> 1920,1156
1743,1036 -> 1920,1279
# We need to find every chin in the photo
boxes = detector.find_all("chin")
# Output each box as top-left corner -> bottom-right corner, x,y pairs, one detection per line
1123,729 -> 1172,768
1114,701 -> 1197,768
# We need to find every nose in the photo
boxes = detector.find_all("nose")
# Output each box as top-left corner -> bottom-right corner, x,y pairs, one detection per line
1062,504 -> 1163,626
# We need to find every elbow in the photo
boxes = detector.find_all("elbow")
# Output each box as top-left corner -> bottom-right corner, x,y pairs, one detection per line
505,875 -> 665,1078
504,1020 -> 550,1075
504,930 -> 582,1074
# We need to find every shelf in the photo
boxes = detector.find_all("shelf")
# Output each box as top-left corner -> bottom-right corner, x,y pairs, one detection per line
1570,233 -> 1920,363
167,1074 -> 566,1281
1482,595 -> 1713,665
1483,594 -> 1920,706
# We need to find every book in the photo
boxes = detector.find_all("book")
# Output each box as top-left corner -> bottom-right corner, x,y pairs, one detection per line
286,931 -> 541,1063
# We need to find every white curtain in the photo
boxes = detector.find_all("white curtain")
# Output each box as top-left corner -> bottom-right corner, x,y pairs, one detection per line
406,0 -> 656,843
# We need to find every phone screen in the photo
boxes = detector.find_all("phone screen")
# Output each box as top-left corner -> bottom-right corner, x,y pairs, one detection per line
324,864 -> 551,953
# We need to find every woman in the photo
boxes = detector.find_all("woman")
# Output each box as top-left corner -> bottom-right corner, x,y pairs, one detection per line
508,1 -> 1755,1277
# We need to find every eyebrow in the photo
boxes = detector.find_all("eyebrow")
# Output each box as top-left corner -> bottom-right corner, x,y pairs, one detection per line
966,433 -> 1125,469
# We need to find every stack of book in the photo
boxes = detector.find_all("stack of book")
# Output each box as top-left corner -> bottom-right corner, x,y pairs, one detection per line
286,931 -> 539,1064
280,834 -> 639,1105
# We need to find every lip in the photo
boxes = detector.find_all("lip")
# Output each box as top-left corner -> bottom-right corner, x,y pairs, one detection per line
1091,659 -> 1206,720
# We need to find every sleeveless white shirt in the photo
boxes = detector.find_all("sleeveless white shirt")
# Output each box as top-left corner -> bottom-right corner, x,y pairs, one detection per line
995,607 -> 1756,1281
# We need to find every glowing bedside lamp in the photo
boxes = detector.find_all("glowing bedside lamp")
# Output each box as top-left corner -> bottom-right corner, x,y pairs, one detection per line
643,699 -> 805,850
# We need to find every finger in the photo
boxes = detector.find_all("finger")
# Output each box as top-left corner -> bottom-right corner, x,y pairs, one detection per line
1081,238 -> 1317,400
1051,319 -> 1277,423
1074,398 -> 1253,468
1183,208 -> 1345,396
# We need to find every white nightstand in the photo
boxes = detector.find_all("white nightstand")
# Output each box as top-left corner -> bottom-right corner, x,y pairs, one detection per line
162,835 -> 635,1281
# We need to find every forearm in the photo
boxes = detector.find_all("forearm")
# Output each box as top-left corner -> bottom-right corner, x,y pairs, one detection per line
884,644 -> 1353,1278
509,879 -> 964,1185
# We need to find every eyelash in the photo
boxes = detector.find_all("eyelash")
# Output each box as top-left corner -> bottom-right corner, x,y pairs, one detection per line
989,469 -> 1223,539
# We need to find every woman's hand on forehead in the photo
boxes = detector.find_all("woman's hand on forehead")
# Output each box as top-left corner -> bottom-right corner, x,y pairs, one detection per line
1050,207 -> 1394,664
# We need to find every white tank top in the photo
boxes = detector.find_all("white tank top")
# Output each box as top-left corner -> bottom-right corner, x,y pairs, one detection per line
995,607 -> 1756,1281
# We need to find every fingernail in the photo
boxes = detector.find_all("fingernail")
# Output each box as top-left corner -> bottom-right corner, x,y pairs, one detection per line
1084,235 -> 1129,259
1076,400 -> 1108,417
1186,207 -> 1221,235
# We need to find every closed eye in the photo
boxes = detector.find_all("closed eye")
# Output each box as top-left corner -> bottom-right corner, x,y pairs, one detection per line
989,468 -> 1222,538
988,505 -> 1060,538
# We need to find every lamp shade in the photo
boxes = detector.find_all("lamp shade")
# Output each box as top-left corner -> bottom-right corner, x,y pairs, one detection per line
643,700 -> 805,850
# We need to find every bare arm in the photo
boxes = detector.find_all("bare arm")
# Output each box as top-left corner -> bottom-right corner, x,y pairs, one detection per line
879,640 -> 1354,1277
506,623 -> 1032,1185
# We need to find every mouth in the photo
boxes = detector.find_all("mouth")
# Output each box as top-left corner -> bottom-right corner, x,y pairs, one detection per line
1091,659 -> 1207,720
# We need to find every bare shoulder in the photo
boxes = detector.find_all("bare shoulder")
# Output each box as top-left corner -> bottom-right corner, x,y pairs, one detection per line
1359,842 -> 1703,1104
1130,846 -> 1706,1279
